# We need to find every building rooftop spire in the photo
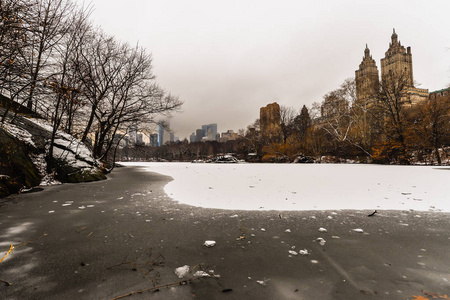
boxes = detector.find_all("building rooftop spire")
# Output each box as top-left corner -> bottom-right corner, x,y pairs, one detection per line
364,44 -> 370,58
391,28 -> 398,44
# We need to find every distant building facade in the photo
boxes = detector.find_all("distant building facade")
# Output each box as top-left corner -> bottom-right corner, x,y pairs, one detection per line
150,134 -> 158,147
220,130 -> 239,142
429,88 -> 450,100
195,129 -> 202,142
260,102 -> 282,142
355,29 -> 428,105
158,121 -> 171,146
355,45 -> 380,105
201,124 -> 218,141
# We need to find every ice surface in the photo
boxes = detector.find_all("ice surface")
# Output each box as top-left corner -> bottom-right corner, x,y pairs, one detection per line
120,162 -> 450,212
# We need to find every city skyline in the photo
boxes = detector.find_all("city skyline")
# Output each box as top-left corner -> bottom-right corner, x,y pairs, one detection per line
76,0 -> 450,139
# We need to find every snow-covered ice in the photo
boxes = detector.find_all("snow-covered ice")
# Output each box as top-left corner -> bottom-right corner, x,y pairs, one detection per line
120,162 -> 450,212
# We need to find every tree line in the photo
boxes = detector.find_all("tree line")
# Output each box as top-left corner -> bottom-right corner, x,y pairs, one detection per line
249,73 -> 450,165
0,0 -> 182,171
135,73 -> 450,165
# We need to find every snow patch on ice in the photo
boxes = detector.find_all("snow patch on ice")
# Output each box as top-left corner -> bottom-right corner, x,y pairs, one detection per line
174,265 -> 190,278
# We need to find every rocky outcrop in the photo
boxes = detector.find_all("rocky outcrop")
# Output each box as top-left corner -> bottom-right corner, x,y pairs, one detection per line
0,108 -> 106,198
0,128 -> 41,197
260,102 -> 282,141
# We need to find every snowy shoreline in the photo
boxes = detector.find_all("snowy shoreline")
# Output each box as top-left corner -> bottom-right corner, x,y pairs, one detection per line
120,162 -> 450,212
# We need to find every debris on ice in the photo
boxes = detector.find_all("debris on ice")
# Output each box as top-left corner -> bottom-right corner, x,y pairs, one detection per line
256,279 -> 269,286
316,238 -> 326,246
299,249 -> 309,256
175,265 -> 190,278
204,240 -> 216,247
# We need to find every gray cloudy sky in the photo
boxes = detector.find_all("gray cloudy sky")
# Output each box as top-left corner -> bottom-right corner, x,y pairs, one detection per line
77,0 -> 450,139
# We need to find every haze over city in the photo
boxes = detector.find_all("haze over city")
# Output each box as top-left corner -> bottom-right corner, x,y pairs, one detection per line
75,0 -> 450,139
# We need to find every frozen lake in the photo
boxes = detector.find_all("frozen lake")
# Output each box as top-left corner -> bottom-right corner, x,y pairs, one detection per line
121,162 -> 450,212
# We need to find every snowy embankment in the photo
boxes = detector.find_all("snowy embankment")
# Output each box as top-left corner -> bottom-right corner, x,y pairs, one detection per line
1,112 -> 105,194
121,162 -> 450,212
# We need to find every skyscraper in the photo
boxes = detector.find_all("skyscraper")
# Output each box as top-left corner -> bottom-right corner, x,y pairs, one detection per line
201,124 -> 218,141
355,29 -> 428,105
150,134 -> 158,147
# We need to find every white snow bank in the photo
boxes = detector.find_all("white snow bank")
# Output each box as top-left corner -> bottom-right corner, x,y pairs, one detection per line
120,162 -> 450,212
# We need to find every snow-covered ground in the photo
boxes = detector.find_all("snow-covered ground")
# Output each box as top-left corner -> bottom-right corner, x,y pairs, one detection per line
121,162 -> 450,212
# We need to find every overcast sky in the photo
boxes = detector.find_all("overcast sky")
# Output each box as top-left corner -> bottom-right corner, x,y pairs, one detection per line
76,0 -> 450,139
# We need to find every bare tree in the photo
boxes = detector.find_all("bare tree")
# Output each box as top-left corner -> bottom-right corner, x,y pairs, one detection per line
279,105 -> 296,144
316,78 -> 374,157
407,95 -> 450,165
0,0 -> 34,122
20,0 -> 75,113
373,71 -> 412,163
45,4 -> 92,172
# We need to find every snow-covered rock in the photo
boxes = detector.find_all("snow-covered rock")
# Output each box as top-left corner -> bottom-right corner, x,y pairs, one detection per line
0,108 -> 105,196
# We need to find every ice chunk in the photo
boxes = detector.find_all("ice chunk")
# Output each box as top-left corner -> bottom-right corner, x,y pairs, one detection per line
288,250 -> 298,256
193,271 -> 210,278
285,229 -> 291,233
299,249 -> 309,256
204,240 -> 216,247
256,279 -> 269,286
311,260 -> 319,264
318,228 -> 327,233
260,228 -> 266,232
352,228 -> 364,233
175,265 -> 190,278
316,238 -> 326,246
